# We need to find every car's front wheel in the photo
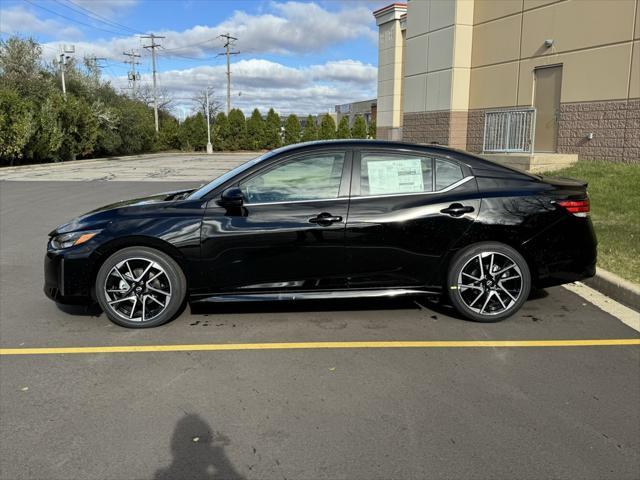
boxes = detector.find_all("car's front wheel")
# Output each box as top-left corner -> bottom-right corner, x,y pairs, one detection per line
95,246 -> 186,328
447,242 -> 531,322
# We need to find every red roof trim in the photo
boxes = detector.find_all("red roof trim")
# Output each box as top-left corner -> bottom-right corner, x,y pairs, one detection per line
372,3 -> 407,16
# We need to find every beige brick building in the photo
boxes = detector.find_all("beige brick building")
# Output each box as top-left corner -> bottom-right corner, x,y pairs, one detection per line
374,0 -> 639,163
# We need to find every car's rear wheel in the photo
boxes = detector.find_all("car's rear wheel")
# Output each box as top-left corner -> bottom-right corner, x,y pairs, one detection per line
95,247 -> 186,328
447,242 -> 531,322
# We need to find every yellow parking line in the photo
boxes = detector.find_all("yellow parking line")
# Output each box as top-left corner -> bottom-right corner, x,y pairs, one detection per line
0,339 -> 638,355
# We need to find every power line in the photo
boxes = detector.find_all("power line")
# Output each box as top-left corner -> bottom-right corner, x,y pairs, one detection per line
161,36 -> 220,52
141,33 -> 165,132
56,0 -> 142,35
22,0 -> 130,37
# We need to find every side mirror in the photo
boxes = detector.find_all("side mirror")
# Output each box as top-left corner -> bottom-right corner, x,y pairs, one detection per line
217,187 -> 244,208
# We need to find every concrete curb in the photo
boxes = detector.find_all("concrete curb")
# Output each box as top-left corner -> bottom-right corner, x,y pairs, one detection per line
585,268 -> 640,312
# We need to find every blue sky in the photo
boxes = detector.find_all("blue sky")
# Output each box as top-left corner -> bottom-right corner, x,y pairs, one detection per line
1,0 -> 388,116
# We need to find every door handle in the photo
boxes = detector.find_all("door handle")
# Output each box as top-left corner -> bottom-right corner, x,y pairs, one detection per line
440,203 -> 474,217
309,212 -> 343,226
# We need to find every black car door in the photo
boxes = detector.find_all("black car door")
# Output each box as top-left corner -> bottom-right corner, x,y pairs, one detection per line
346,148 -> 479,289
197,149 -> 352,295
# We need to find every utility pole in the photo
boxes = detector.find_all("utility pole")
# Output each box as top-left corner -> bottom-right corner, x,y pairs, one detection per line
141,34 -> 165,132
205,88 -> 213,154
123,50 -> 141,95
59,44 -> 75,100
217,33 -> 239,114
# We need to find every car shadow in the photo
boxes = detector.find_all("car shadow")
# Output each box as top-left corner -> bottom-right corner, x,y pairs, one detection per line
55,302 -> 103,317
154,414 -> 245,480
190,295 -> 431,316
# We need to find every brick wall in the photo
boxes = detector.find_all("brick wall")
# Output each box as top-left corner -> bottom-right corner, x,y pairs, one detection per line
558,99 -> 639,163
465,110 -> 485,153
403,111 -> 450,145
401,101 -> 639,163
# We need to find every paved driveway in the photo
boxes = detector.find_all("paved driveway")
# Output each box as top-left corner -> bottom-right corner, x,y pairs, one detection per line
0,155 -> 638,480
0,152 -> 258,182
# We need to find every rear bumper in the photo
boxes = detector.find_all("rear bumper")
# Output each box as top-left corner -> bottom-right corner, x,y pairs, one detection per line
44,247 -> 95,305
524,215 -> 597,288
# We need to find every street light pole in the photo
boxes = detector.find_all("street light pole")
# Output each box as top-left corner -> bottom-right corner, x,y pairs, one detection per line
205,88 -> 213,154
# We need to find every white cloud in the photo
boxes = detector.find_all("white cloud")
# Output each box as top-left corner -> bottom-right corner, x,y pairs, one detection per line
36,1 -> 376,60
0,6 -> 82,39
70,0 -> 139,18
108,58 -> 377,116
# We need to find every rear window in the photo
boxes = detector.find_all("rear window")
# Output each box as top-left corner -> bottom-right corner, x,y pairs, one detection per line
435,159 -> 464,190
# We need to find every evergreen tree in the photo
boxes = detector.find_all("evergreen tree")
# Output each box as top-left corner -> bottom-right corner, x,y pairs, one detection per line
318,114 -> 336,140
227,108 -> 247,150
158,117 -> 181,150
212,112 -> 229,150
368,119 -> 377,139
283,114 -> 301,145
246,108 -> 265,150
351,115 -> 368,139
179,112 -> 208,151
336,117 -> 351,139
301,115 -> 317,142
263,108 -> 282,149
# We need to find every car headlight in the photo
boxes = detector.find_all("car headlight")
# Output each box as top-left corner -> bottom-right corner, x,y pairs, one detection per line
50,230 -> 102,249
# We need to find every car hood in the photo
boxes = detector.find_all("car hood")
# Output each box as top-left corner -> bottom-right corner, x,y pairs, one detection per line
50,188 -> 195,236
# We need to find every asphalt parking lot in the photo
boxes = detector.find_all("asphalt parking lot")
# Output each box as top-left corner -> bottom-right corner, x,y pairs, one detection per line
1,154 -> 639,480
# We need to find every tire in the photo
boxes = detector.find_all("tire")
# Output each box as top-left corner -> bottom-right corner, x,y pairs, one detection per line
95,246 -> 186,328
446,242 -> 531,322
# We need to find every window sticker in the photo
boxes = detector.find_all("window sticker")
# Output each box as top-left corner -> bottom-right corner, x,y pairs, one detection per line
366,158 -> 424,195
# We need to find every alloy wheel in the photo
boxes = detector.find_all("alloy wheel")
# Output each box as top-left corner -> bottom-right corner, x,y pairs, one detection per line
104,257 -> 172,322
457,251 -> 523,316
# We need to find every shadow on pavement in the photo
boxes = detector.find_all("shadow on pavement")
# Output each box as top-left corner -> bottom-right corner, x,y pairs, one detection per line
154,414 -> 244,480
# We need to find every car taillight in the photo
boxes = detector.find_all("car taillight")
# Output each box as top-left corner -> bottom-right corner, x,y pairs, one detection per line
557,199 -> 590,217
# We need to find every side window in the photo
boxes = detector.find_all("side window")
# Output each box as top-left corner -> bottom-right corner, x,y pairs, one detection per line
360,153 -> 433,196
435,158 -> 464,190
240,152 -> 345,203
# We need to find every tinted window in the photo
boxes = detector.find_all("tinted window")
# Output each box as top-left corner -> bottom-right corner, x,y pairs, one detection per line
240,153 -> 345,203
435,159 -> 464,190
360,154 -> 433,196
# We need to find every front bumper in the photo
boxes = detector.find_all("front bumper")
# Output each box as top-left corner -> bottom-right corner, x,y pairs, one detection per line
44,246 -> 96,305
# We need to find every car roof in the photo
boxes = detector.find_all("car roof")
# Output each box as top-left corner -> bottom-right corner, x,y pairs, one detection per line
268,140 -> 535,179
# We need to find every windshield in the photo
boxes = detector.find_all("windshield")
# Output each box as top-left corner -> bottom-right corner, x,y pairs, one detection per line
187,151 -> 275,199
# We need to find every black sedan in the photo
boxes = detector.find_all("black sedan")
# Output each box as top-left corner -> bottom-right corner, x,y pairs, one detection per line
45,140 -> 597,328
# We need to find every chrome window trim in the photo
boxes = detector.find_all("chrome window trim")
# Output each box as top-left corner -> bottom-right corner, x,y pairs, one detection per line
244,197 -> 348,207
242,176 -> 474,206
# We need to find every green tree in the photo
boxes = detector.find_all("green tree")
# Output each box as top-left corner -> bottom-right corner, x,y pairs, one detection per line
351,115 -> 368,139
24,92 -> 64,162
212,112 -> 229,150
0,37 -> 46,98
263,108 -> 281,149
318,114 -> 336,140
0,35 -> 183,163
283,114 -> 301,145
246,108 -> 265,150
336,117 -> 351,139
57,94 -> 98,161
118,101 -> 156,155
227,108 -> 247,150
368,119 -> 376,139
301,115 -> 317,142
0,88 -> 34,165
158,116 -> 181,151
179,112 -> 208,151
